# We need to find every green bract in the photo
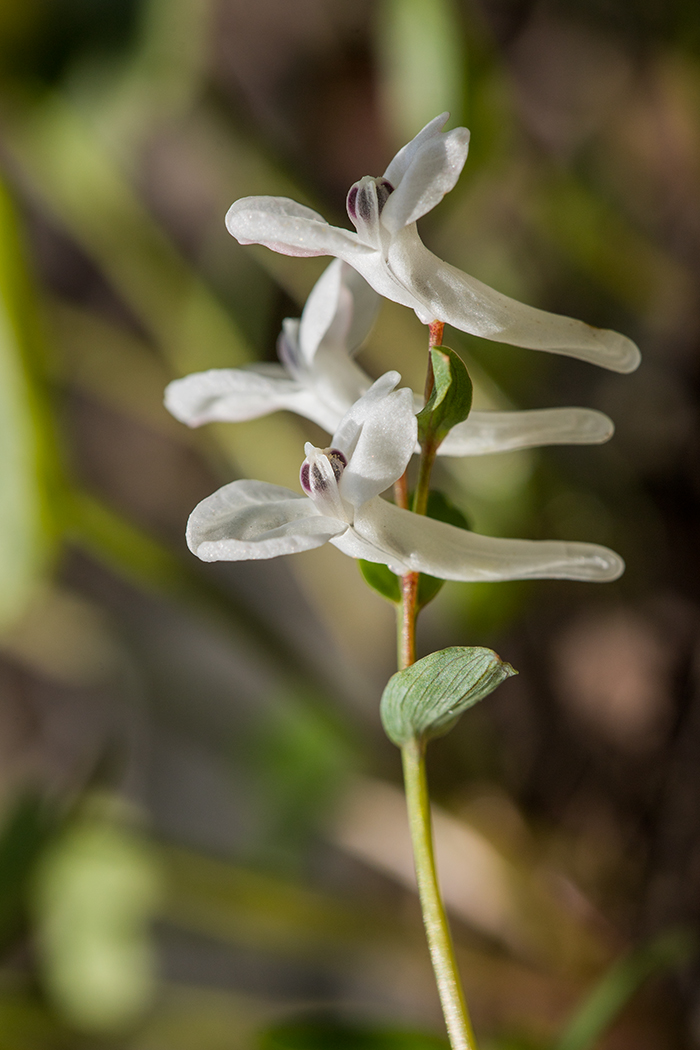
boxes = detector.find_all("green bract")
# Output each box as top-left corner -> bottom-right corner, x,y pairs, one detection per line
381,646 -> 516,746
416,346 -> 473,450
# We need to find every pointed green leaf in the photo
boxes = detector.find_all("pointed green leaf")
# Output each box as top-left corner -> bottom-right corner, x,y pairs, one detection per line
381,646 -> 516,746
416,346 -> 472,449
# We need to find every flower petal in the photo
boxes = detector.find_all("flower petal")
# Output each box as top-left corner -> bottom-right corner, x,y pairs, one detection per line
298,260 -> 379,364
298,259 -> 348,363
332,373 -> 417,506
186,479 -> 346,562
438,408 -> 615,456
383,112 -> 451,185
164,366 -> 341,432
342,265 -> 382,354
226,197 -> 371,259
351,498 -> 625,581
381,127 -> 471,233
388,228 -> 641,373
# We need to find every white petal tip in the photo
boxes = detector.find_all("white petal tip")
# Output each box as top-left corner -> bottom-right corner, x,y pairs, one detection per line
599,331 -> 642,373
572,545 -> 625,582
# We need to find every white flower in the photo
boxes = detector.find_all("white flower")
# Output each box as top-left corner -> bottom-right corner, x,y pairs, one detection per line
165,259 -> 616,456
225,114 -> 641,374
186,373 -> 624,583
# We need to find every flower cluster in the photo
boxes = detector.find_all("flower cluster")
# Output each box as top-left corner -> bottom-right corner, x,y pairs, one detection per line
167,113 -> 639,585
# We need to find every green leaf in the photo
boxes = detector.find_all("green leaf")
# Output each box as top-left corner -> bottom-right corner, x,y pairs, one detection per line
424,489 -> 471,532
381,646 -> 516,747
416,346 -> 473,450
259,1016 -> 449,1050
358,559 -> 402,603
555,929 -> 695,1050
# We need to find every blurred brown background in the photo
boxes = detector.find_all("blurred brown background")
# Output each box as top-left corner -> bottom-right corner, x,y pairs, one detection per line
0,0 -> 699,1047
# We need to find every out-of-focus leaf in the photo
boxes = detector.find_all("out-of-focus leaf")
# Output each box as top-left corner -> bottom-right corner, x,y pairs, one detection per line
376,0 -> 466,145
532,171 -> 692,317
0,983 -> 69,1050
6,95 -> 250,376
0,792 -> 57,954
133,985 -> 269,1050
0,179 -> 55,630
248,693 -> 357,870
7,96 -> 311,489
0,583 -> 123,686
555,929 -> 695,1050
259,1015 -> 449,1050
99,0 -> 212,146
62,489 -> 331,693
160,845 -> 397,956
31,792 -> 161,1034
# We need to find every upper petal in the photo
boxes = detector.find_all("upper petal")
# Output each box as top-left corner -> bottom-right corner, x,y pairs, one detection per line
186,479 -> 346,562
438,408 -> 615,456
387,227 -> 641,373
381,127 -> 471,233
383,112 -> 451,185
164,366 -> 342,432
226,197 -> 371,259
331,373 -> 417,506
351,498 -> 625,581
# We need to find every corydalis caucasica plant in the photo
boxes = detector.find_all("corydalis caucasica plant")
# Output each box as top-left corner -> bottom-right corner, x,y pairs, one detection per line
165,259 -> 617,456
170,113 -> 640,1050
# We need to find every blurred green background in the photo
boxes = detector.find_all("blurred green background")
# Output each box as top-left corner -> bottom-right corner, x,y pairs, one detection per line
0,0 -> 699,1046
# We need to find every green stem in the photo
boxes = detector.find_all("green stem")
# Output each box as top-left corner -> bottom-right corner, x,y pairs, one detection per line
412,439 -> 437,517
393,320 -> 478,1049
401,738 -> 477,1050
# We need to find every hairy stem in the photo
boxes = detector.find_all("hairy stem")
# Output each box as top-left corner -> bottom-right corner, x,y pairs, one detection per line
402,738 -> 478,1050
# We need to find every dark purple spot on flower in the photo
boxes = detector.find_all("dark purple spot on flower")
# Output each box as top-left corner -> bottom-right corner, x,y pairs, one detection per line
346,185 -> 358,220
376,178 -> 394,211
300,462 -> 311,495
357,185 -> 374,222
327,449 -> 348,480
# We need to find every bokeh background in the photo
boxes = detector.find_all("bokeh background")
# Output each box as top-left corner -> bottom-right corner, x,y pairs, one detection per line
0,0 -> 699,1047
